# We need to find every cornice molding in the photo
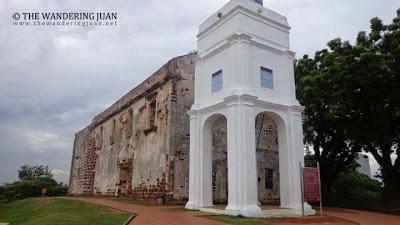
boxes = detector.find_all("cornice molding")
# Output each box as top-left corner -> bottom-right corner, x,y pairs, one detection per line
189,94 -> 304,116
199,32 -> 292,60
198,5 -> 290,39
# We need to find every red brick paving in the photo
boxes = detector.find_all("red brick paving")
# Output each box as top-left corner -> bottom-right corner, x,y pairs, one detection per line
73,198 -> 226,225
322,207 -> 400,225
71,198 -> 400,225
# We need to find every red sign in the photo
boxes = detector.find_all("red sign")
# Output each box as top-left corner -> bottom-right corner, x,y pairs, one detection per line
303,168 -> 320,202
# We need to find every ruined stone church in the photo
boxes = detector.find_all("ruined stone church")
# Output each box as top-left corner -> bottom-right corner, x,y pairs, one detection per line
69,0 -> 288,206
68,52 -> 280,204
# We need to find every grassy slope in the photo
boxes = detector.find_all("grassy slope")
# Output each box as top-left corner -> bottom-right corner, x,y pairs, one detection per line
0,198 -> 131,225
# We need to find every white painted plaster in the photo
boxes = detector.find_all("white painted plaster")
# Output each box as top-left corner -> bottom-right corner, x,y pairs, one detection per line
186,0 -> 314,217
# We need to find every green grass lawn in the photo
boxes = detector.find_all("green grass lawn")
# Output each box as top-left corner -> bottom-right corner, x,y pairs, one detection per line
0,198 -> 131,225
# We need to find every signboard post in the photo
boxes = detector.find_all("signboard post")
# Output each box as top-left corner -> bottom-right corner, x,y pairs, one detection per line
299,162 -> 305,216
317,163 -> 323,216
301,163 -> 323,217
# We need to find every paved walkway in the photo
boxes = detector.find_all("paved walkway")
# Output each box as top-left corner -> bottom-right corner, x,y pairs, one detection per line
74,198 -> 225,225
322,207 -> 400,225
73,198 -> 400,225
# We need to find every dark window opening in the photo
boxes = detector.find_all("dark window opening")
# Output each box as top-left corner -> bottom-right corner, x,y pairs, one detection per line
265,168 -> 274,189
110,119 -> 116,145
144,99 -> 157,135
260,67 -> 273,89
96,126 -> 103,149
127,108 -> 133,138
149,100 -> 156,127
211,70 -> 223,92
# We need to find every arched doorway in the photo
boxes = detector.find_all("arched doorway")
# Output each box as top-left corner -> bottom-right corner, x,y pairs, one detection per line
202,114 -> 228,205
211,116 -> 228,204
255,112 -> 280,205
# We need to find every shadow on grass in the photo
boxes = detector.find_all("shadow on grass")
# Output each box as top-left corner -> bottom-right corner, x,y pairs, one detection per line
166,207 -> 199,212
198,215 -> 269,225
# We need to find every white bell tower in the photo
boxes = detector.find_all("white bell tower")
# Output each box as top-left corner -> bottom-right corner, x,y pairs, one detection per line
186,0 -> 314,217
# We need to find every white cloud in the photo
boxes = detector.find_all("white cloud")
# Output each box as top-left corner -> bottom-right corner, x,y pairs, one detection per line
23,129 -> 71,153
54,35 -> 82,50
52,169 -> 70,184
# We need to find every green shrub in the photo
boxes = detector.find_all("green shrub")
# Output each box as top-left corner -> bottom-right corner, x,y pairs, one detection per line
0,186 -> 5,202
0,177 -> 68,202
48,183 -> 68,196
333,170 -> 383,202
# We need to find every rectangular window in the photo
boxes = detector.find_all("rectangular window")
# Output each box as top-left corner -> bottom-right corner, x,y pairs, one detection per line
127,108 -> 133,138
260,67 -> 273,89
149,100 -> 156,128
96,126 -> 103,149
211,70 -> 223,92
265,168 -> 274,189
110,119 -> 116,145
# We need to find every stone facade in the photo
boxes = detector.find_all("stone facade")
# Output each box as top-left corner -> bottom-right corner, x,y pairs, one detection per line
256,113 -> 280,204
69,53 -> 196,202
69,52 -> 279,204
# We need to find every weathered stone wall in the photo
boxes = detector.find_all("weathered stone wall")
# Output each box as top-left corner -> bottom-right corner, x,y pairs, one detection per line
168,54 -> 196,201
256,113 -> 280,204
212,117 -> 228,204
91,79 -> 173,198
69,53 -> 196,202
69,127 -> 88,195
68,126 -> 96,195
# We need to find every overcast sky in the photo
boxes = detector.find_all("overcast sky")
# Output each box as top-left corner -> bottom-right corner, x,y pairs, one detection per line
0,0 -> 398,184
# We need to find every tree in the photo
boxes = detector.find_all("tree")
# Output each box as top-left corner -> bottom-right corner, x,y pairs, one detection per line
349,11 -> 400,199
295,9 -> 400,198
295,10 -> 400,198
295,40 -> 361,193
18,164 -> 53,180
304,147 -> 316,168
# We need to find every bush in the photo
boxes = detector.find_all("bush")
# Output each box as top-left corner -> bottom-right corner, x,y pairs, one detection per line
48,183 -> 68,196
0,177 -> 68,202
332,170 -> 383,202
0,186 -> 5,202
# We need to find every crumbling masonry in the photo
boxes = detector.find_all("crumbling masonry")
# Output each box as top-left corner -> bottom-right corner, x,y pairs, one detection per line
69,53 -> 279,204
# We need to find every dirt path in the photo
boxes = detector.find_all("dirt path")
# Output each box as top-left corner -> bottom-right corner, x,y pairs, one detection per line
73,198 -> 226,225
